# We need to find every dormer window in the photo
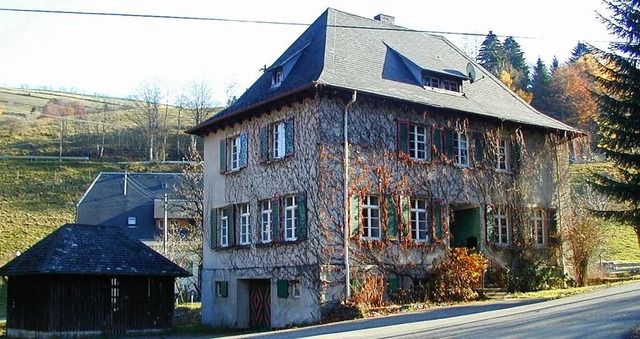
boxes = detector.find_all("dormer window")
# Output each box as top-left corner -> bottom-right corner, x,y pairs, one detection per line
271,66 -> 284,88
422,71 -> 462,93
127,217 -> 137,227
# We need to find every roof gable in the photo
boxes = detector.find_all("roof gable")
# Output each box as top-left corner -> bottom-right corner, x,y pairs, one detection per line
188,8 -> 576,136
0,223 -> 190,277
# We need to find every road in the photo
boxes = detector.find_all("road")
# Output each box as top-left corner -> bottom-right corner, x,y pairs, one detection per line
241,281 -> 640,339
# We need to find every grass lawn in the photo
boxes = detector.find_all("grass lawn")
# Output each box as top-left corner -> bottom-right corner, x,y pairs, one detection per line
603,222 -> 640,263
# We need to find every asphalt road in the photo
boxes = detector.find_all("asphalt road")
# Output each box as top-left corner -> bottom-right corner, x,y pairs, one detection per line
242,281 -> 640,339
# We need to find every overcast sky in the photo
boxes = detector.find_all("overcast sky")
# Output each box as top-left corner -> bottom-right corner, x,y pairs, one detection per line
0,0 -> 613,104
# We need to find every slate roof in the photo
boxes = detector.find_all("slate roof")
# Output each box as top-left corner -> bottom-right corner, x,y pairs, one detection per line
76,172 -> 186,241
0,223 -> 191,277
188,8 -> 576,136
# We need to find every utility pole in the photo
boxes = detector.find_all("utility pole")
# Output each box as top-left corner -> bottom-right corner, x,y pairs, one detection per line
163,193 -> 168,254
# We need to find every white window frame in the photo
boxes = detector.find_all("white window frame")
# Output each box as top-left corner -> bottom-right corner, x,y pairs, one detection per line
284,195 -> 297,241
411,198 -> 429,242
409,124 -> 428,161
494,206 -> 509,245
273,122 -> 286,159
423,75 -> 440,88
127,216 -> 137,227
530,207 -> 546,245
291,280 -> 301,298
454,132 -> 470,167
220,210 -> 229,247
229,136 -> 241,171
271,68 -> 284,88
496,138 -> 510,171
362,196 -> 381,240
239,203 -> 251,245
261,200 -> 272,243
443,79 -> 460,92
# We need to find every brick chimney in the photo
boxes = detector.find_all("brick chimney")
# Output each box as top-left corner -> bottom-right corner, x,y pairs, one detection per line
374,14 -> 395,25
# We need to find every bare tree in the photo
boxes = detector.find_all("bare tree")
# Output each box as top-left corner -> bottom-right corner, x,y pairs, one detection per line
130,80 -> 168,162
186,79 -> 215,149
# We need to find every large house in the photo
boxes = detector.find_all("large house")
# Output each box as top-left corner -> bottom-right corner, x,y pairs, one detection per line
76,172 -> 201,300
188,9 -> 578,328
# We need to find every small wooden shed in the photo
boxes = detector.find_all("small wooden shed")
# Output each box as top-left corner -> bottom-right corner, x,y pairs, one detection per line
0,223 -> 190,338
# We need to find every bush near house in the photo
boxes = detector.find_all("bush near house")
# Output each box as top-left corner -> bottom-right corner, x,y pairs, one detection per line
430,248 -> 487,302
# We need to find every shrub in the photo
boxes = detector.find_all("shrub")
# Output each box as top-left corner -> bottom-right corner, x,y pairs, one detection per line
507,250 -> 564,292
350,272 -> 385,307
429,248 -> 487,302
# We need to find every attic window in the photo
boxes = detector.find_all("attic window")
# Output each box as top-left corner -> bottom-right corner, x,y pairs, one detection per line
422,71 -> 462,93
127,217 -> 137,227
271,66 -> 284,88
161,182 -> 168,189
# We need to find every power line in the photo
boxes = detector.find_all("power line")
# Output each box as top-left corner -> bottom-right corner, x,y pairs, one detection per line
0,7 -> 547,41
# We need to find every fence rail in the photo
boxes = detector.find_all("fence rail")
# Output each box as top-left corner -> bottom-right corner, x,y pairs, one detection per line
1,155 -> 90,161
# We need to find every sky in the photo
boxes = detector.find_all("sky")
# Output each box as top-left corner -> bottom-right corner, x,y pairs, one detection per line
0,0 -> 614,105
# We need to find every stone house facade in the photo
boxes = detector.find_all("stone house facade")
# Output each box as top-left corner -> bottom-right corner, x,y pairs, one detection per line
188,8 -> 578,329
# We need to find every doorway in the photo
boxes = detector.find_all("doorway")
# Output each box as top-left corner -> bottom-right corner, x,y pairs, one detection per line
449,206 -> 481,250
249,279 -> 271,329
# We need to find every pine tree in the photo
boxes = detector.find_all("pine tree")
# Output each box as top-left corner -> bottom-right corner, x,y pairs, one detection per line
503,36 -> 530,90
530,58 -> 554,114
589,0 -> 640,247
477,31 -> 506,77
550,56 -> 559,75
569,42 -> 591,63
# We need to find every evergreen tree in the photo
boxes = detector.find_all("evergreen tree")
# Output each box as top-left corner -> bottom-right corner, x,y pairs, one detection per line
477,31 -> 506,77
589,0 -> 640,247
569,42 -> 591,63
550,56 -> 560,74
530,58 -> 554,114
503,36 -> 530,90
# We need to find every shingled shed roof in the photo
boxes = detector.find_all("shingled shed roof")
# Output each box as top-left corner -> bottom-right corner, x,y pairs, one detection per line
188,8 -> 576,136
0,223 -> 190,277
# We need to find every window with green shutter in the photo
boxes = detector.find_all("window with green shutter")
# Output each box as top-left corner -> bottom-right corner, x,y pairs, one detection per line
284,118 -> 295,157
271,197 -> 280,242
486,204 -> 495,244
433,128 -> 443,160
387,277 -> 400,295
432,199 -> 443,240
511,139 -> 522,172
260,125 -> 269,163
547,208 -> 559,244
297,193 -> 307,240
216,281 -> 228,298
444,128 -> 455,159
473,132 -> 484,165
239,132 -> 248,168
385,195 -> 397,240
397,121 -> 409,155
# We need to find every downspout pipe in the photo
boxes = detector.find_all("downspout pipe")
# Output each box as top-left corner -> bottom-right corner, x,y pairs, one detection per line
344,90 -> 357,299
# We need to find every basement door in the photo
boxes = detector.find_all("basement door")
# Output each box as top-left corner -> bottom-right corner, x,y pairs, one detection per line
249,279 -> 271,329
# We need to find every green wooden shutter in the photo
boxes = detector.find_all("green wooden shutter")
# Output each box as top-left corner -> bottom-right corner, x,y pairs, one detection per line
297,192 -> 307,240
548,208 -> 559,244
523,208 -> 532,244
433,128 -> 443,160
473,132 -> 484,165
387,277 -> 400,295
220,281 -> 229,297
219,138 -> 227,173
511,140 -> 521,172
400,196 -> 410,238
486,204 -> 495,244
433,199 -> 443,240
260,125 -> 269,163
277,279 -> 289,298
444,128 -> 455,159
398,121 -> 409,155
350,195 -> 360,236
239,132 -> 248,168
285,118 -> 295,157
272,197 -> 280,242
210,208 -> 217,249
386,195 -> 397,240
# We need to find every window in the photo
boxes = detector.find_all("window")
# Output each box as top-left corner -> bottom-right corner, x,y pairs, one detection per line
220,132 -> 247,173
284,195 -> 298,241
260,118 -> 294,162
454,132 -> 470,167
409,125 -> 428,160
443,79 -> 460,92
127,216 -> 137,227
271,67 -> 284,88
530,208 -> 546,245
291,280 -> 301,298
496,139 -> 510,171
493,206 -> 509,245
220,209 -> 229,247
261,200 -> 272,243
411,198 -> 429,241
362,196 -> 381,240
230,136 -> 241,171
423,75 -> 440,88
273,122 -> 286,159
239,203 -> 251,245
215,281 -> 228,298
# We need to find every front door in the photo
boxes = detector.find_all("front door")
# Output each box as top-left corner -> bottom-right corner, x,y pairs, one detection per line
249,280 -> 271,329
450,207 -> 481,250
